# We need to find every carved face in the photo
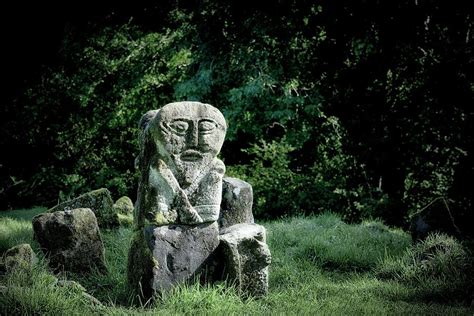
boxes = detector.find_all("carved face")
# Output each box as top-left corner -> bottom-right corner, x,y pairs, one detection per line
150,102 -> 227,186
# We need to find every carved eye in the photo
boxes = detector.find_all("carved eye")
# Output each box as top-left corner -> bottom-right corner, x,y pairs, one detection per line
168,120 -> 189,135
199,120 -> 217,134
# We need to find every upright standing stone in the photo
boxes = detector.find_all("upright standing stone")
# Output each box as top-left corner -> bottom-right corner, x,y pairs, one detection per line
33,208 -> 106,273
147,222 -> 219,293
48,188 -> 119,228
216,223 -> 271,297
128,102 -> 227,297
128,101 -> 271,299
219,177 -> 254,229
113,196 -> 134,215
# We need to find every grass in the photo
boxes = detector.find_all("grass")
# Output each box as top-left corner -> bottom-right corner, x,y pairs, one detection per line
0,207 -> 46,253
1,209 -> 473,315
269,214 -> 410,272
375,232 -> 474,302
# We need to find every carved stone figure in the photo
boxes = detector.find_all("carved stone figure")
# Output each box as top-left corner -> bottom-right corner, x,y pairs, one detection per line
128,101 -> 270,299
135,101 -> 226,227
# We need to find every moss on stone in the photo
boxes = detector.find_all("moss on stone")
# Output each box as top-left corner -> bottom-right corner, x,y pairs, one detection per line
113,196 -> 134,215
153,212 -> 169,226
117,213 -> 133,227
152,257 -> 160,269
2,243 -> 37,273
127,230 -> 155,298
48,188 -> 119,228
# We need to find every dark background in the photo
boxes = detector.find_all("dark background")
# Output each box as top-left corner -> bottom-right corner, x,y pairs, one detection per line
0,1 -> 472,235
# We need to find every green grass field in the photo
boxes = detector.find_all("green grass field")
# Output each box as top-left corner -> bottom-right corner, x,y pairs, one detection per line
1,209 -> 472,315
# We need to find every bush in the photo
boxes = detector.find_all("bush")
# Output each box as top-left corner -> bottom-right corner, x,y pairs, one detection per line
227,135 -> 383,221
2,19 -> 197,207
4,1 -> 470,228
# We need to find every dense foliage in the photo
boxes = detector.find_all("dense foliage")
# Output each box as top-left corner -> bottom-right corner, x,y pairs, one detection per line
0,1 -> 472,230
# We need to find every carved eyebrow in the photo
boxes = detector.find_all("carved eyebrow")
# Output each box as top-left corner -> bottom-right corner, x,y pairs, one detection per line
198,119 -> 218,133
198,119 -> 219,126
171,118 -> 193,123
168,120 -> 190,133
159,119 -> 192,136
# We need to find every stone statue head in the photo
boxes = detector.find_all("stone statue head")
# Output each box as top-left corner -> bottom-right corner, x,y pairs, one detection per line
149,101 -> 227,187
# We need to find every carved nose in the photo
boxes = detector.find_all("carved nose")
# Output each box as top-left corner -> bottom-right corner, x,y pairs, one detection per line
188,126 -> 199,148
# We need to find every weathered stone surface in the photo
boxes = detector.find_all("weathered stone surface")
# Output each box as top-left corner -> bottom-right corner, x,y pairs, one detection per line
128,102 -> 271,298
135,102 -> 227,227
32,208 -> 106,273
1,243 -> 37,274
128,222 -> 219,297
49,188 -> 119,228
216,223 -> 271,297
113,196 -> 134,215
409,197 -> 461,241
219,177 -> 254,229
127,230 -> 155,297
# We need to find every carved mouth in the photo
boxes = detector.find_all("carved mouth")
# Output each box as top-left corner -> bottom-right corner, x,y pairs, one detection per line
180,150 -> 203,162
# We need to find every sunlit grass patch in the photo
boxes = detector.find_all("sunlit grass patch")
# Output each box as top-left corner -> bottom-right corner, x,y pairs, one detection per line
0,208 -> 46,253
267,213 -> 411,272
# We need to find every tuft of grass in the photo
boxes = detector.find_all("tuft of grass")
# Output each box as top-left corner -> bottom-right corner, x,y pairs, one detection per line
0,207 -> 47,221
154,282 -> 260,314
0,261 -> 101,315
375,233 -> 474,302
71,227 -> 135,306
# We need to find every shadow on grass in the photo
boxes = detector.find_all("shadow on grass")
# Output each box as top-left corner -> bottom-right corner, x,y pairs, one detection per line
0,207 -> 46,221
